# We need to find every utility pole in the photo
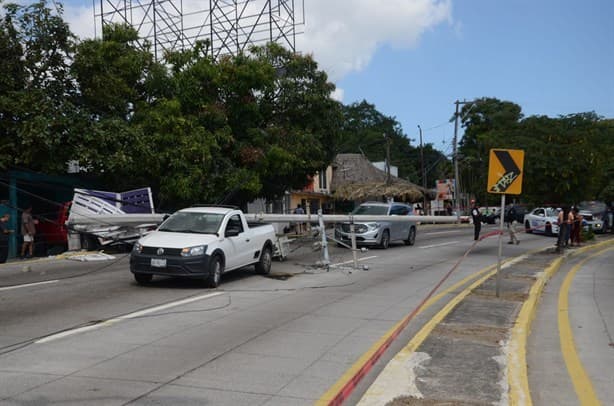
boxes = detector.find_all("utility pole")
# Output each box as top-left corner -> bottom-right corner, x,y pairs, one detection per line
453,100 -> 461,222
418,125 -> 426,213
452,99 -> 478,221
385,133 -> 392,185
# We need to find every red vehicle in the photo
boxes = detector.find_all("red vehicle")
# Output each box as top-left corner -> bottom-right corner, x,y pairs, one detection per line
33,187 -> 160,254
35,202 -> 71,251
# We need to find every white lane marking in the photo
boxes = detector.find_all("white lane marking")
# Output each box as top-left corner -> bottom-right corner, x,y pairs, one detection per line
424,230 -> 465,236
419,241 -> 460,249
330,256 -> 378,267
36,291 -> 225,344
0,280 -> 59,292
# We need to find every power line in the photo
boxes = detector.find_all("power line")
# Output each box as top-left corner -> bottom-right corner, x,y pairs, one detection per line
422,120 -> 451,132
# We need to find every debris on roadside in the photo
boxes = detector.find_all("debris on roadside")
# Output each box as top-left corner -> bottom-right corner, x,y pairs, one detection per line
66,252 -> 116,262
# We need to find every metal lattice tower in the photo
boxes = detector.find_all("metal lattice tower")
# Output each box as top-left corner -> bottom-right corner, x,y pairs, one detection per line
93,0 -> 304,60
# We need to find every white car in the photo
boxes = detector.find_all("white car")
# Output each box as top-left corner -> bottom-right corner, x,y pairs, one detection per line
524,207 -> 560,236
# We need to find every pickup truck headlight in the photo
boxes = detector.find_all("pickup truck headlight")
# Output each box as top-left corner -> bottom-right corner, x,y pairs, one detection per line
133,242 -> 143,254
181,245 -> 206,257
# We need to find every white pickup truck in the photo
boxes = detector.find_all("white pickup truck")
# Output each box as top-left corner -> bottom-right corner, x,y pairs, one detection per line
130,206 -> 276,287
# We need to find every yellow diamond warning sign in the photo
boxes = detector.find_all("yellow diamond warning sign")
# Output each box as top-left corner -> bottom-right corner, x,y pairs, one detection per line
487,149 -> 524,195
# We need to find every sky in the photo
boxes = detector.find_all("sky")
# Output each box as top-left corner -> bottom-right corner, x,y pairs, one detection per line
55,0 -> 614,158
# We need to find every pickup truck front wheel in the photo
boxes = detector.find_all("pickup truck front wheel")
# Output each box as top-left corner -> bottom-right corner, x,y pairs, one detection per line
255,245 -> 272,275
206,255 -> 223,288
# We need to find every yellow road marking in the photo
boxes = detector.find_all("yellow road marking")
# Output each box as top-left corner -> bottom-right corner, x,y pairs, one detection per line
508,256 -> 563,406
558,247 -> 613,406
508,239 -> 614,406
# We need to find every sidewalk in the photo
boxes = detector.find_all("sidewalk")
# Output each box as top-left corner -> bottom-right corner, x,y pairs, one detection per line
357,237 -> 614,405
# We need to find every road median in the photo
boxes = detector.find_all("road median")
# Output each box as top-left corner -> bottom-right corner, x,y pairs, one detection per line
352,237 -> 614,405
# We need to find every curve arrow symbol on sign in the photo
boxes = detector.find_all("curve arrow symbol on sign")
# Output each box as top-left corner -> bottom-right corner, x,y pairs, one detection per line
490,150 -> 521,193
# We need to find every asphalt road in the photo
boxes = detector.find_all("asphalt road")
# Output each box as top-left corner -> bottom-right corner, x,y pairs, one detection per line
0,224 -> 558,405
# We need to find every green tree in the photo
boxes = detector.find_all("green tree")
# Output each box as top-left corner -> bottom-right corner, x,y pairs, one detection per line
0,1 -> 25,169
128,42 -> 343,208
337,100 -> 449,187
0,0 -> 77,172
457,97 -> 523,205
71,23 -> 170,195
458,98 -> 611,206
251,44 -> 343,199
596,119 -> 614,204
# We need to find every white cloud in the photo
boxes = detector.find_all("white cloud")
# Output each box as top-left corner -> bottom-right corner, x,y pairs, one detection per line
63,5 -> 96,40
331,87 -> 345,102
60,0 -> 452,84
298,0 -> 453,81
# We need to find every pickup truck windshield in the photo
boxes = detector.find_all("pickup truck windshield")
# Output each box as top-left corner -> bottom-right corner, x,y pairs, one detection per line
352,205 -> 389,215
158,212 -> 224,234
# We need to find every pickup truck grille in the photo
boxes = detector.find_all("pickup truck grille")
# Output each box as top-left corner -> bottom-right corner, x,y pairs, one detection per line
142,247 -> 183,256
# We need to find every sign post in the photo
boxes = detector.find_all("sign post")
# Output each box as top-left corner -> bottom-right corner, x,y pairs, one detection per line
487,149 -> 524,297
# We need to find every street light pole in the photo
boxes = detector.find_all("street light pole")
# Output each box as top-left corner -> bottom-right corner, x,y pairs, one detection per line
418,125 -> 426,213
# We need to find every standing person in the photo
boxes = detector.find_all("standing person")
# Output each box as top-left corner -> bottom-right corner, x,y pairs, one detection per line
294,204 -> 305,234
556,206 -> 571,251
571,206 -> 582,246
470,200 -> 481,241
446,202 -> 453,216
20,206 -> 37,259
565,208 -> 574,247
0,213 -> 14,263
506,204 -> 520,245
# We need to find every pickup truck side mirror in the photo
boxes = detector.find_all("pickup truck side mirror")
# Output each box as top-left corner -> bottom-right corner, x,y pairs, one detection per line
225,228 -> 241,237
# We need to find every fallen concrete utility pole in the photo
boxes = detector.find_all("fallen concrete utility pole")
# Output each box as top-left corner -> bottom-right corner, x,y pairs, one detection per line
244,213 -> 459,224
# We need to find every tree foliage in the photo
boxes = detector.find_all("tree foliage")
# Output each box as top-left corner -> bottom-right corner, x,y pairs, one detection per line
0,0 -> 77,172
458,98 -> 613,206
338,100 -> 450,188
2,1 -> 611,211
1,1 -> 348,209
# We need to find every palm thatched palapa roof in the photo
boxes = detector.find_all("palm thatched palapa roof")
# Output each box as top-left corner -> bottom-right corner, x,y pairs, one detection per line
330,154 -> 434,203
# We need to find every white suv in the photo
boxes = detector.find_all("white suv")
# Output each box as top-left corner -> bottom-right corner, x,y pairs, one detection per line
334,202 -> 417,249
